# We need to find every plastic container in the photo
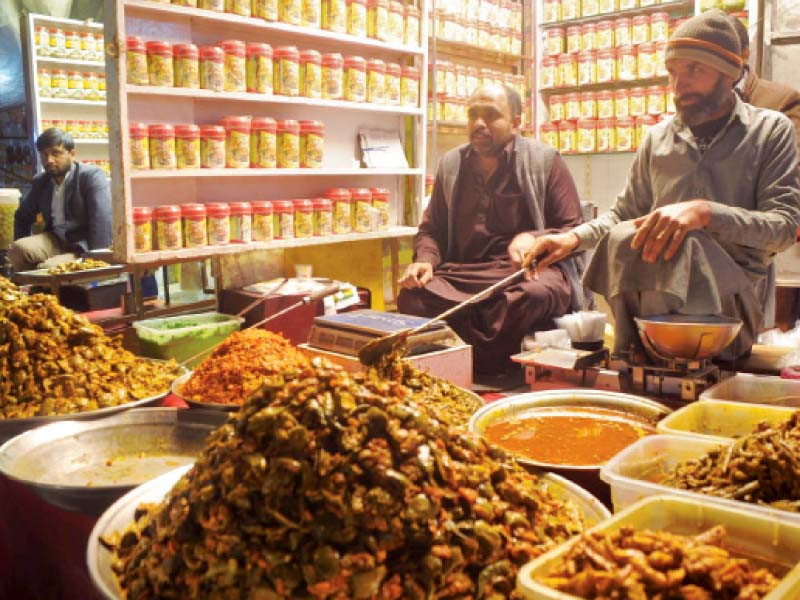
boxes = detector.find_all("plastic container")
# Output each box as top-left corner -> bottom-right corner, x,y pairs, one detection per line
221,116 -> 251,169
199,45 -> 224,91
321,52 -> 344,99
370,187 -> 389,229
276,119 -> 300,168
37,68 -> 51,98
254,0 -> 278,19
632,15 -> 650,45
200,125 -> 226,168
557,53 -> 577,87
181,203 -> 208,247
65,30 -> 81,59
34,26 -> 49,56
618,45 -> 636,81
539,122 -> 558,149
251,200 -> 274,241
133,313 -> 244,367
580,23 -> 597,51
576,118 -> 596,153
404,4 -> 420,46
561,0 -> 579,20
344,55 -> 366,102
558,121 -> 576,154
199,0 -> 224,9
279,0 -> 301,24
542,0 -> 560,22
387,1 -> 403,43
148,124 -> 176,169
220,40 -> 246,92
174,124 -> 200,169
48,27 -> 65,58
615,115 -> 634,151
250,117 -> 277,168
129,123 -> 149,170
299,120 -> 324,168
367,0 -> 388,40
596,89 -> 613,118
312,198 -> 333,236
0,188 -> 20,250
302,0 -> 321,27
564,92 -> 581,121
292,199 -> 313,238
326,187 -> 351,234
384,62 -> 401,105
700,373 -> 800,407
646,84 -> 665,115
579,91 -> 596,119
655,40 -> 667,77
246,43 -> 273,94
274,45 -> 300,96
206,202 -> 231,245
400,65 -> 419,106
226,0 -> 251,16
629,86 -> 646,116
598,0 -> 616,11
349,187 -> 372,233
637,42 -> 656,79
597,117 -> 615,152
67,71 -> 83,98
596,20 -> 613,49
154,204 -> 182,249
229,201 -> 252,243
299,49 -> 322,98
146,41 -> 174,87
517,494 -> 800,600
614,17 -> 631,48
577,50 -> 596,86
322,0 -> 347,32
540,56 -> 557,89
126,36 -> 148,85
132,206 -> 153,252
272,199 -> 294,239
548,94 -> 564,122
173,43 -> 199,89
366,58 -> 385,104
346,0 -> 366,37
650,11 -> 669,43
566,26 -> 581,55
544,28 -> 564,56
581,0 -> 598,17
613,88 -> 629,118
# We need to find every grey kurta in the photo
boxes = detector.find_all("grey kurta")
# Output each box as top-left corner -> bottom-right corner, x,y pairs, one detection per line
572,97 -> 800,359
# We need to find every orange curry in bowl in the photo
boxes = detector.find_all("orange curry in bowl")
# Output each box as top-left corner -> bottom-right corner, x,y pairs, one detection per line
483,407 -> 656,467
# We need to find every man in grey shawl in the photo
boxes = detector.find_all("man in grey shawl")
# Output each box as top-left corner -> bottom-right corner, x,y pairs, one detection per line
521,9 -> 800,361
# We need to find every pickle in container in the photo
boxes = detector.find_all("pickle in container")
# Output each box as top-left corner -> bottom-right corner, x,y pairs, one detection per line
246,43 -> 273,94
146,40 -> 174,87
148,123 -> 177,169
221,116 -> 252,169
299,120 -> 324,168
250,117 -> 277,168
175,124 -> 201,169
199,45 -> 225,92
273,46 -> 300,96
278,0 -> 302,25
343,55 -> 366,102
322,0 -> 346,32
276,119 -> 300,168
300,49 -> 322,98
200,125 -> 226,169
129,122 -> 150,170
126,36 -> 148,85
173,43 -> 199,89
220,39 -> 246,92
253,0 -> 278,20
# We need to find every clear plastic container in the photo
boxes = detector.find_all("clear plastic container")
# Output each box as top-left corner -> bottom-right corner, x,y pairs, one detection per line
322,53 -> 344,99
539,122 -> 558,149
366,58 -> 385,104
222,116 -> 251,169
206,202 -> 231,245
154,204 -> 182,249
700,373 -> 800,407
385,62 -> 401,105
251,200 -> 274,241
326,187 -> 351,233
367,0 -> 388,40
299,120 -> 324,168
200,125 -> 226,168
173,43 -> 199,88
146,41 -> 174,87
400,65 -> 419,106
404,4 -> 420,46
272,199 -> 295,239
246,43 -> 273,94
274,45 -> 300,96
312,198 -> 333,236
346,0 -> 367,36
220,39 -> 246,92
132,206 -> 153,252
129,123 -> 150,170
300,49 -> 322,98
181,203 -> 208,247
548,94 -> 564,122
0,188 -> 21,250
229,201 -> 252,243
302,0 -> 321,27
175,124 -> 201,169
126,36 -> 148,85
276,119 -> 300,168
322,0 -> 347,32
148,124 -> 176,169
293,199 -> 313,238
199,45 -> 224,91
279,0 -> 302,24
517,494 -> 800,600
250,117 -> 277,168
344,55 -> 366,102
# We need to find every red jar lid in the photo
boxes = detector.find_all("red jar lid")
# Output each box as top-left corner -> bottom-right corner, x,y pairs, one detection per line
597,20 -> 613,30
647,85 -> 666,93
173,43 -> 198,58
132,206 -> 153,222
251,117 -> 277,131
126,36 -> 145,51
344,55 -> 366,69
630,87 -> 646,96
616,116 -> 635,125
148,123 -> 175,137
638,114 -> 658,125
651,11 -> 669,21
200,124 -> 226,138
174,124 -> 200,137
580,23 -> 596,32
369,187 -> 390,201
272,200 -> 294,212
541,56 -> 558,65
293,199 -> 313,212
299,120 -> 324,135
312,198 -> 332,209
425,174 -> 434,184
145,41 -> 173,56
276,119 -> 300,133
565,92 -> 580,101
578,50 -> 596,60
401,65 -> 419,78
632,15 -> 650,24
251,200 -> 273,214
540,122 -> 558,132
577,118 -> 597,127
229,201 -> 251,215
130,122 -> 148,137
154,205 -> 181,220
68,70 -> 81,76
549,94 -> 563,103
366,58 -> 385,72
597,48 -> 617,58
616,17 -> 631,25
221,116 -> 251,132
181,203 -> 206,217
325,187 -> 351,201
598,117 -> 616,126
274,45 -> 300,59
385,62 -> 401,75
246,42 -> 272,57
349,188 -> 371,201
557,54 -> 575,64
206,202 -> 231,216
199,45 -> 224,61
558,121 -> 577,130
367,0 -> 388,7
219,40 -> 246,56
580,91 -> 597,100
639,42 -> 655,52
300,49 -> 322,63
614,89 -> 629,97
322,53 -> 343,67
618,45 -> 636,55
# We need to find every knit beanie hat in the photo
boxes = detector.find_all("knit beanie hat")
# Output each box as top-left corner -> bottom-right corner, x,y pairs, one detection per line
665,9 -> 742,80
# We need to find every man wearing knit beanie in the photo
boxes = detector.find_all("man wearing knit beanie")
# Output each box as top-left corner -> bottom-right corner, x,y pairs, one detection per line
520,9 -> 800,362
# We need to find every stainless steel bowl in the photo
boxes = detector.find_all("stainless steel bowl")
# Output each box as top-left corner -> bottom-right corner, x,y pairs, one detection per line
635,314 -> 742,361
0,408 -> 227,515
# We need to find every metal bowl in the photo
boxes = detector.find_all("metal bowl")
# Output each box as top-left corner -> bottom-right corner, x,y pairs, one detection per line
0,408 -> 227,516
635,314 -> 742,361
86,464 -> 610,600
171,370 -> 239,412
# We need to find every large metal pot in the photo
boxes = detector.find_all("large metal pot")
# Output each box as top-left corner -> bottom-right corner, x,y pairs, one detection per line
635,314 -> 742,361
469,390 -> 672,507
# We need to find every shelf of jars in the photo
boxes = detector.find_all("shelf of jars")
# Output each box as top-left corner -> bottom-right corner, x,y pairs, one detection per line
540,0 -> 693,28
540,74 -> 668,94
130,167 -> 424,179
428,38 -> 525,66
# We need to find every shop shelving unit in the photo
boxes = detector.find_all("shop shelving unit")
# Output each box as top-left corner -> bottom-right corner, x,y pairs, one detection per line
104,0 -> 428,266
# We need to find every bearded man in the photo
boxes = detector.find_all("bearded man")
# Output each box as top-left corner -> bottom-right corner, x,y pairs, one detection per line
520,9 -> 800,361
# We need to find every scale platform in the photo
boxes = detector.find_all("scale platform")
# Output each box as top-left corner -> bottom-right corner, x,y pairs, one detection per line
308,309 -> 461,357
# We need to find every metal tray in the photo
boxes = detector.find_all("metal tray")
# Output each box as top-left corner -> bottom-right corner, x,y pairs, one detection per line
0,361 -> 188,444
14,263 -> 125,282
0,408 -> 227,515
171,371 -> 239,412
87,466 -> 610,600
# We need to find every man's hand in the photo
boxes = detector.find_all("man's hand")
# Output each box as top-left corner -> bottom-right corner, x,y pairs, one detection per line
518,232 -> 580,277
508,232 -> 537,267
631,200 -> 711,263
398,262 -> 434,288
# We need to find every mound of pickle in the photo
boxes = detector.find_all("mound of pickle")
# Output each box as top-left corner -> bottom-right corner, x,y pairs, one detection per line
46,257 -> 111,274
0,276 -> 181,418
104,358 -> 586,599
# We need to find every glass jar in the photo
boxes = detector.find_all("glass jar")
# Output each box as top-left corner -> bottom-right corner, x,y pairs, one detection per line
175,124 -> 201,169
302,0 -> 321,27
597,117 -> 615,152
146,41 -> 174,87
564,92 -> 581,121
367,0 -> 388,40
230,202 -> 252,243
207,202 -> 231,245
274,45 -> 300,96
221,115 -> 251,168
126,36 -> 148,85
251,201 -> 274,241
133,207 -> 153,252
566,25 -> 581,54
404,4 -> 420,46
182,203 -> 208,248
349,188 -> 372,233
614,89 -> 629,118
293,199 -> 313,238
173,44 -> 199,89
581,23 -> 597,51
615,116 -> 634,151
220,39 -> 246,92
199,45 -> 225,91
130,123 -> 150,170
83,71 -> 99,100
344,55 -> 366,102
629,87 -> 646,116
300,49 -> 322,98
148,124 -> 176,169
276,119 -> 300,168
299,120 -> 324,168
322,0 -> 347,32
154,205 -> 182,249
577,50 -> 597,85
385,62 -> 401,105
279,0 -> 301,24
558,53 -> 577,87
370,187 -> 390,230
614,18 -> 631,48
246,43 -> 273,94
637,42 -> 656,79
272,200 -> 295,239
366,58 -> 385,103
200,125 -> 226,168
559,120 -> 576,154
35,26 -> 49,56
618,45 -> 636,81
347,0 -> 367,36
313,198 -> 333,236
549,94 -> 564,122
321,52 -> 344,99
250,117 -> 277,168
65,29 -> 81,58
48,27 -> 65,58
580,91 -> 597,118
326,188 -> 351,233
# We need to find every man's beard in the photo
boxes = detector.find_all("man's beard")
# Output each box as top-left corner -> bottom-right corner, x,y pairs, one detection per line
45,163 -> 71,179
675,76 -> 732,126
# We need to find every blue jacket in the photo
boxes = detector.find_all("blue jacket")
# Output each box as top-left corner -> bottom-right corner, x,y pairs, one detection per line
14,161 -> 112,253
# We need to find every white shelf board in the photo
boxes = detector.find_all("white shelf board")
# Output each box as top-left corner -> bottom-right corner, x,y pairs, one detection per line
123,0 -> 424,56
40,98 -> 107,107
35,56 -> 105,69
31,15 -> 103,30
73,138 -> 109,144
126,85 -> 424,115
131,167 -> 423,179
128,226 -> 418,264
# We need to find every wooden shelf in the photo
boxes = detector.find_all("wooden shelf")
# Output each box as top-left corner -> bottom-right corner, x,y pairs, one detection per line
130,167 -> 423,179
427,38 -> 525,66
539,0 -> 693,29
35,56 -> 105,69
128,226 -> 418,265
40,98 -> 106,106
539,75 -> 669,95
123,0 -> 424,56
126,86 -> 424,115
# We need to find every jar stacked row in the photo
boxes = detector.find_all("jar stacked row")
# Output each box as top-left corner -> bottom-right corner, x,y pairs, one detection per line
126,37 -> 420,107
133,188 -> 392,252
33,26 -> 104,61
542,0 -> 675,23
427,63 -> 525,123
543,13 -> 676,56
130,117 -> 324,170
41,119 -> 108,140
84,159 -> 111,174
36,68 -> 107,101
149,0 -> 420,46
549,86 -> 674,123
541,113 -> 667,153
430,0 -> 523,55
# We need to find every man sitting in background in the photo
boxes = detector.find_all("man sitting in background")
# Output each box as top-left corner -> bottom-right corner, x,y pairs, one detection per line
397,84 -> 588,375
9,128 -> 111,272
